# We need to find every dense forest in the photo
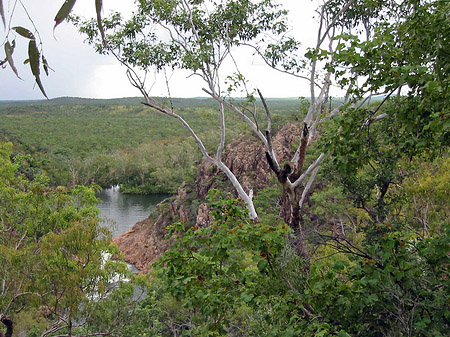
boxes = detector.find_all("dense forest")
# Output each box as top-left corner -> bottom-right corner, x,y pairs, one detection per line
0,97 -> 300,193
1,0 -> 449,336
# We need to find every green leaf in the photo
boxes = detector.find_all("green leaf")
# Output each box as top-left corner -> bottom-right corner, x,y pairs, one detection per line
54,0 -> 77,29
241,292 -> 254,303
4,41 -> 21,79
28,39 -> 48,98
42,55 -> 51,76
28,39 -> 40,77
0,0 -> 5,29
257,259 -> 268,273
12,26 -> 35,39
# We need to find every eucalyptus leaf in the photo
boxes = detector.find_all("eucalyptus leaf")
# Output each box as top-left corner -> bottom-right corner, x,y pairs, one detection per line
54,0 -> 77,29
4,41 -> 21,79
28,39 -> 40,77
42,55 -> 52,76
12,26 -> 35,39
35,73 -> 49,99
0,0 -> 5,29
28,39 -> 48,98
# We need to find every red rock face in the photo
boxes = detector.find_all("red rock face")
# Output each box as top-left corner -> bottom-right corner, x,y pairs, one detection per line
114,123 -> 301,272
113,217 -> 170,273
196,123 -> 301,198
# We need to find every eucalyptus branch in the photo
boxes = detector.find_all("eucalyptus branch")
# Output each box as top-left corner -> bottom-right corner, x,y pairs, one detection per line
318,0 -> 356,46
292,153 -> 325,188
237,102 -> 261,133
356,94 -> 373,109
320,81 -> 353,124
257,89 -> 271,136
180,0 -> 216,91
18,0 -> 42,44
163,68 -> 174,111
307,0 -> 355,123
41,321 -> 68,337
298,165 -> 320,209
359,87 -> 397,129
361,112 -> 389,129
257,89 -> 281,173
371,87 -> 397,115
216,102 -> 226,162
126,70 -> 147,102
202,88 -> 268,147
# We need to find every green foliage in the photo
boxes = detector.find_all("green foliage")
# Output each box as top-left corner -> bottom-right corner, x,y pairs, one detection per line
77,0 -> 288,75
311,222 -> 450,336
0,141 -> 131,335
400,155 -> 450,235
156,190 -> 308,335
148,190 -> 449,336
252,183 -> 284,225
320,93 -> 448,221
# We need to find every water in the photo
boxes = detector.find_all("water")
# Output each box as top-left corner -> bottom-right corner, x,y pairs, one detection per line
97,186 -> 169,237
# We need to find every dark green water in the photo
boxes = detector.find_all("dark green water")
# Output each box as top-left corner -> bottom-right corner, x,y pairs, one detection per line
97,186 -> 169,237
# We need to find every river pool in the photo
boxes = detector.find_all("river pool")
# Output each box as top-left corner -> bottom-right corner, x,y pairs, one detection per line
96,186 -> 169,237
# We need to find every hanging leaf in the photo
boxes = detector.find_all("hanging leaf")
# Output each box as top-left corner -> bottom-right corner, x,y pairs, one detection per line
28,40 -> 40,77
34,73 -> 48,99
12,26 -> 35,39
54,0 -> 77,29
5,41 -> 21,79
42,54 -> 52,76
0,0 -> 5,29
28,39 -> 48,98
95,0 -> 106,46
23,59 -> 30,64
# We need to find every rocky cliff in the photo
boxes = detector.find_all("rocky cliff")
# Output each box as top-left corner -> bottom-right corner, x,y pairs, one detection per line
114,123 -> 301,272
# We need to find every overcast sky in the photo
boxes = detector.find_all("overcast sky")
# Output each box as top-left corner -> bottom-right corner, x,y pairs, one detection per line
0,0 -> 319,100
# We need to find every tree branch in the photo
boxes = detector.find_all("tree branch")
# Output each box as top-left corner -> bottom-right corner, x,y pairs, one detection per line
292,153 -> 326,188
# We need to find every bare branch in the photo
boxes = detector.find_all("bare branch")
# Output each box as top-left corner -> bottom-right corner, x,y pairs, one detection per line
216,102 -> 226,161
361,112 -> 389,129
318,0 -> 356,46
299,165 -> 320,209
372,87 -> 397,115
215,161 -> 258,220
292,153 -> 326,188
202,88 -> 268,147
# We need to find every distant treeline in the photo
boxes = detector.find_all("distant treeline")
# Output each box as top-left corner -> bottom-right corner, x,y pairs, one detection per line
0,97 -> 302,193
